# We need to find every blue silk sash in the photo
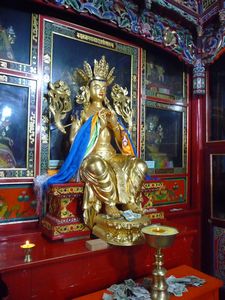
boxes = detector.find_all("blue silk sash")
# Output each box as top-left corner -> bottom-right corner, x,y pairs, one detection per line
44,115 -> 138,188
45,115 -> 94,188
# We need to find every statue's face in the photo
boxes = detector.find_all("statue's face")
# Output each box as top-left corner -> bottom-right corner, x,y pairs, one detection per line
89,80 -> 107,102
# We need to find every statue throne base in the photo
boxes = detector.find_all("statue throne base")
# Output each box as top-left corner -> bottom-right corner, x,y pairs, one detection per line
92,214 -> 150,246
41,183 -> 90,241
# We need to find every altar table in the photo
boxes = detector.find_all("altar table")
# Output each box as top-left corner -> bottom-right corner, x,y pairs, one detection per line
74,265 -> 223,300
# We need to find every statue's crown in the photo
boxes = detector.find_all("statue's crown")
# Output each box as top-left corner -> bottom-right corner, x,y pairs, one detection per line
77,56 -> 115,86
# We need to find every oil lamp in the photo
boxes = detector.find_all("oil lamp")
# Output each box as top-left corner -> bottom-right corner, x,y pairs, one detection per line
20,240 -> 35,263
142,225 -> 179,300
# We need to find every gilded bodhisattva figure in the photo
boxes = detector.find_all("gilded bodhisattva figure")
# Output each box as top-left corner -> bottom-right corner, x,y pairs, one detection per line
46,56 -> 150,245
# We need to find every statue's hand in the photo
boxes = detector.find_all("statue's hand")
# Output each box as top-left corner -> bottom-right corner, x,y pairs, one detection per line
98,108 -> 110,129
108,111 -> 118,127
108,111 -> 121,135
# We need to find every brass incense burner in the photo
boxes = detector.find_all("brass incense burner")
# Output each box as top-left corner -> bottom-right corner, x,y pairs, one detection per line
142,225 -> 179,300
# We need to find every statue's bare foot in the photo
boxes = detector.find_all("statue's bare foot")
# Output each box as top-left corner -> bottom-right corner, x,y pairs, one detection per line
124,203 -> 143,214
105,205 -> 121,218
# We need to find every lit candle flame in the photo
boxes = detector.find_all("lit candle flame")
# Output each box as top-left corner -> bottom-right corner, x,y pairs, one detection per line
152,227 -> 166,234
20,240 -> 35,249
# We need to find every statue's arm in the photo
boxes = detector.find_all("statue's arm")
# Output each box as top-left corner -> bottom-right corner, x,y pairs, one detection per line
107,112 -> 123,147
69,110 -> 86,144
111,122 -> 122,144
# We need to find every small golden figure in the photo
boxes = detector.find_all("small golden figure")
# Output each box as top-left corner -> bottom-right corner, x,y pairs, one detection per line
47,56 -> 150,245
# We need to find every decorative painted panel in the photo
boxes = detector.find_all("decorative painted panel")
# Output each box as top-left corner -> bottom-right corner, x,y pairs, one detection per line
139,12 -> 195,64
173,0 -> 198,13
202,24 -> 225,64
0,74 -> 37,179
153,0 -> 198,19
0,184 -> 37,222
213,226 -> 225,282
142,178 -> 187,208
40,17 -> 140,171
0,7 -> 38,73
41,0 -> 196,65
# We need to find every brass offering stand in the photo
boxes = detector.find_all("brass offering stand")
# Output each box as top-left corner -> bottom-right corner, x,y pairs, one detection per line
20,240 -> 35,263
142,225 -> 179,300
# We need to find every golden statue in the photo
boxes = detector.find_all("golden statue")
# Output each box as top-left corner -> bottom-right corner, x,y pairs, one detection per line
47,56 -> 150,245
